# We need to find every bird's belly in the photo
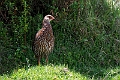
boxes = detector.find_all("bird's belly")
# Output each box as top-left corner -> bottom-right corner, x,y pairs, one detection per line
43,40 -> 54,54
36,40 -> 54,56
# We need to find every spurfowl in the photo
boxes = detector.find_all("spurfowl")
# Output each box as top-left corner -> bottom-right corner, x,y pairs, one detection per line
33,15 -> 55,65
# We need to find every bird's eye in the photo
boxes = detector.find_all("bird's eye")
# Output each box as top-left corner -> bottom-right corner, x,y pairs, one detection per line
48,16 -> 51,19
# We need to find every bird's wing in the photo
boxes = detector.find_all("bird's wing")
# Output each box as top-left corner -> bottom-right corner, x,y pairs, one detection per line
33,28 -> 46,54
35,27 -> 46,40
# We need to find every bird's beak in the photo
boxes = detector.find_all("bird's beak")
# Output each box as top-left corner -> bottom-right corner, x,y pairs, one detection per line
52,17 -> 55,20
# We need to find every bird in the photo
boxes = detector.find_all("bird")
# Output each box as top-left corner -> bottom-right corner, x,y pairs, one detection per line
33,15 -> 55,65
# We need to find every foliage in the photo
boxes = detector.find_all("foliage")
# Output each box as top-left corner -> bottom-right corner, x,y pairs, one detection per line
0,0 -> 120,79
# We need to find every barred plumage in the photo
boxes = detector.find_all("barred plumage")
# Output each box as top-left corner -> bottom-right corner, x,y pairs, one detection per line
33,15 -> 55,65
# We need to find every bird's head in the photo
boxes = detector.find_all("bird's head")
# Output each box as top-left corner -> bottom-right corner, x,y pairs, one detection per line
44,15 -> 55,22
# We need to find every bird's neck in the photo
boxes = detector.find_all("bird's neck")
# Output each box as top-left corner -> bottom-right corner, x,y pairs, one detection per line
42,19 -> 53,34
42,19 -> 51,28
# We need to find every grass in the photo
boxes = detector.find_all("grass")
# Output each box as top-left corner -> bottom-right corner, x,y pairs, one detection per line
104,67 -> 120,80
0,65 -> 88,80
0,64 -> 120,80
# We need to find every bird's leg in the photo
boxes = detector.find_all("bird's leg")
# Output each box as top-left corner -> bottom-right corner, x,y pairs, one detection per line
38,56 -> 40,66
45,55 -> 48,64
